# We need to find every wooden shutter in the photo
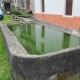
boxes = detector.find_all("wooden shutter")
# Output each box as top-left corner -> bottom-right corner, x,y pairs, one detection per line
65,0 -> 73,15
42,0 -> 44,12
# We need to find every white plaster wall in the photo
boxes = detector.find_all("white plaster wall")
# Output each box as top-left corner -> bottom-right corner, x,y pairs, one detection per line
35,0 -> 80,17
30,0 -> 35,12
73,0 -> 80,16
35,0 -> 42,13
45,0 -> 65,15
35,0 -> 65,15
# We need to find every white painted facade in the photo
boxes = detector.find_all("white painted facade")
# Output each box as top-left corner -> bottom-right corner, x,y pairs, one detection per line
35,0 -> 80,17
30,0 -> 35,12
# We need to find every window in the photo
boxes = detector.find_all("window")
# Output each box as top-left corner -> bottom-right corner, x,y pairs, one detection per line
65,0 -> 73,15
42,0 -> 45,12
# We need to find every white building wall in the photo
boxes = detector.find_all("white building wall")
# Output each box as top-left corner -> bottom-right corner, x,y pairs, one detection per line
30,0 -> 35,12
35,0 -> 65,15
35,0 -> 80,17
35,0 -> 42,13
45,0 -> 65,15
73,0 -> 80,16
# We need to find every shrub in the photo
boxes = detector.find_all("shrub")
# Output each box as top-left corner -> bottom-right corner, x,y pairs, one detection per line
11,5 -> 22,15
11,5 -> 33,17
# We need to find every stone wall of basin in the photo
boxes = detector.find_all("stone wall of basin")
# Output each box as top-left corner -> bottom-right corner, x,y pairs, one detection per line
0,23 -> 80,80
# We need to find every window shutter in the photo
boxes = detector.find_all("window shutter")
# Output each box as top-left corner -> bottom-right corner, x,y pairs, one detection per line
42,0 -> 44,12
65,0 -> 73,15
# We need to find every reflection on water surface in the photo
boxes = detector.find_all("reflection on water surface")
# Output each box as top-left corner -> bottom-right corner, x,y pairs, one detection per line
8,24 -> 80,55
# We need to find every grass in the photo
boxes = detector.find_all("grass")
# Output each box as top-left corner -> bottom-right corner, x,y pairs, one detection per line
0,30 -> 14,80
21,13 -> 33,17
0,14 -> 19,24
0,14 -> 13,23
18,12 -> 33,18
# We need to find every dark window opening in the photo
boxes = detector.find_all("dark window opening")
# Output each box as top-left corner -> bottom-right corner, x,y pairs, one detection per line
65,0 -> 73,15
42,0 -> 45,12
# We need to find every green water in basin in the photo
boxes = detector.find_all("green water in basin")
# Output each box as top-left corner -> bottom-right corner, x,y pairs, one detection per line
8,24 -> 80,55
